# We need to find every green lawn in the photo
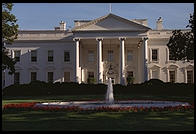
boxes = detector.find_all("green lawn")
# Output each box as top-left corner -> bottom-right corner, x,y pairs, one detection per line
2,95 -> 194,131
2,110 -> 194,131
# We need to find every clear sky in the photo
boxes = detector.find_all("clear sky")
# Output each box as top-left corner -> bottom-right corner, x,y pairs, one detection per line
12,3 -> 194,30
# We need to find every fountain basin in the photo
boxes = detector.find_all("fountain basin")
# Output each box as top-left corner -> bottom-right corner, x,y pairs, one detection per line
35,100 -> 190,109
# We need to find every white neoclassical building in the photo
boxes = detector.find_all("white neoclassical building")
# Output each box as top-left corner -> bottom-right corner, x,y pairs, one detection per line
2,13 -> 194,88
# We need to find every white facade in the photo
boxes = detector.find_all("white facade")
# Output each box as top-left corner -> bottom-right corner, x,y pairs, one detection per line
3,13 -> 194,88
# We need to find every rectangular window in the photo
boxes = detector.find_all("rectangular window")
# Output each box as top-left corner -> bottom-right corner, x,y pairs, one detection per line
48,50 -> 53,62
14,50 -> 20,62
88,50 -> 94,62
88,72 -> 94,78
152,70 -> 159,79
48,72 -> 53,83
127,71 -> 133,77
3,71 -> 5,87
169,50 -> 174,60
152,49 -> 158,61
187,70 -> 193,83
64,72 -> 70,82
127,50 -> 133,61
108,50 -> 113,62
64,51 -> 70,62
169,71 -> 175,83
31,50 -> 37,62
31,72 -> 37,82
14,72 -> 20,84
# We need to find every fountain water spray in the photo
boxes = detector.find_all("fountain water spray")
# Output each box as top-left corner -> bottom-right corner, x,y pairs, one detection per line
106,78 -> 114,104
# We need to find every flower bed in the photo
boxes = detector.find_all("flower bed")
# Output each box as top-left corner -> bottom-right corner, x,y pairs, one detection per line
3,102 -> 194,112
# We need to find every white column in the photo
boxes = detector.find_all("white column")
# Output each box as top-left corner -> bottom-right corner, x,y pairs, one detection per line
73,38 -> 80,83
167,68 -> 170,82
11,50 -> 14,58
149,48 -> 151,63
96,38 -> 103,83
166,48 -> 169,63
149,69 -> 152,79
137,41 -> 142,83
143,37 -> 148,82
184,68 -> 187,83
81,68 -> 85,83
119,37 -> 126,85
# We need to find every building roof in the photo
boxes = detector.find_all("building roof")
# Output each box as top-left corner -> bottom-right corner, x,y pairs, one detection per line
72,13 -> 151,31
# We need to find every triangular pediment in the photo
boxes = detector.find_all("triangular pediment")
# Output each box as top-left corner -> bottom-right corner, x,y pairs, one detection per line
72,13 -> 151,31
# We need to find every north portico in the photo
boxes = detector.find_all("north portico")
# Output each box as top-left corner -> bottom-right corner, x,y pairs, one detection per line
72,13 -> 150,85
2,13 -> 194,88
73,37 -> 149,85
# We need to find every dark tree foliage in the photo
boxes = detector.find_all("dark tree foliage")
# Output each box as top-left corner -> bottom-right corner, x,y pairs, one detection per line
2,3 -> 18,74
167,13 -> 194,61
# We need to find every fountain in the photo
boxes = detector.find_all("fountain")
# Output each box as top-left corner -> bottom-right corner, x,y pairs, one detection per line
105,78 -> 114,104
35,79 -> 191,110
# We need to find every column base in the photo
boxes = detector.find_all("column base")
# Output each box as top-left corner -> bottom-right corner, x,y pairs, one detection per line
120,77 -> 126,85
97,79 -> 103,84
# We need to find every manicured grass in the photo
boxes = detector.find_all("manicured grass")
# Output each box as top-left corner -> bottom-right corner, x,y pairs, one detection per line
2,95 -> 194,131
2,110 -> 194,131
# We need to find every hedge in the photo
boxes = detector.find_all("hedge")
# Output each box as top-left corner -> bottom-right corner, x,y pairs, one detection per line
2,79 -> 194,97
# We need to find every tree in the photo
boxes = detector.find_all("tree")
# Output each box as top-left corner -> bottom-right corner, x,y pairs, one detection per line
167,13 -> 194,61
2,3 -> 18,74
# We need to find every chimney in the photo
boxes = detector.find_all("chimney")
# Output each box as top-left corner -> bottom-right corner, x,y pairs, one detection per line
156,17 -> 163,30
59,21 -> 66,30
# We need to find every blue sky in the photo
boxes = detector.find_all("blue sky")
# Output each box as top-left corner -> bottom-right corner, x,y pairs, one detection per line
12,3 -> 194,30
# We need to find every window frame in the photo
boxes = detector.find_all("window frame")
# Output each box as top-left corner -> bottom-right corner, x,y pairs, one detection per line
127,50 -> 133,62
169,70 -> 176,83
64,51 -> 70,62
127,71 -> 134,77
14,72 -> 20,84
31,72 -> 37,82
151,49 -> 158,62
14,50 -> 21,62
48,50 -> 54,62
151,70 -> 159,79
47,72 -> 53,83
88,50 -> 94,62
3,71 -> 5,87
31,50 -> 37,62
187,70 -> 193,83
108,50 -> 114,62
64,72 -> 70,82
88,72 -> 94,78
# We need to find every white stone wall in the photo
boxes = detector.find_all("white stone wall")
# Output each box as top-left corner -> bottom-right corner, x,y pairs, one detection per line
147,38 -> 194,83
3,29 -> 194,88
4,41 -> 75,87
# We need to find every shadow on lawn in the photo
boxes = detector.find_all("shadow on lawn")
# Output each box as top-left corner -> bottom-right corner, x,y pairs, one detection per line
2,110 -> 194,131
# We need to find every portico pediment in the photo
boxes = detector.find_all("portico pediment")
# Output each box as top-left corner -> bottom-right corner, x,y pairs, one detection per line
72,13 -> 151,32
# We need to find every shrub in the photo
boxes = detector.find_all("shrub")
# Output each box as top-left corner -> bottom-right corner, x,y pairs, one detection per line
2,79 -> 194,97
126,76 -> 135,85
87,77 -> 96,84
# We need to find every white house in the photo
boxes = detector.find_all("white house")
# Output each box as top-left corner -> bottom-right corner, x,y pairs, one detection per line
2,13 -> 194,88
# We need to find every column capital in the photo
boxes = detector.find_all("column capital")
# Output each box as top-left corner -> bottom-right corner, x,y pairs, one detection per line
96,38 -> 103,41
119,37 -> 126,41
142,37 -> 148,41
73,38 -> 80,42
